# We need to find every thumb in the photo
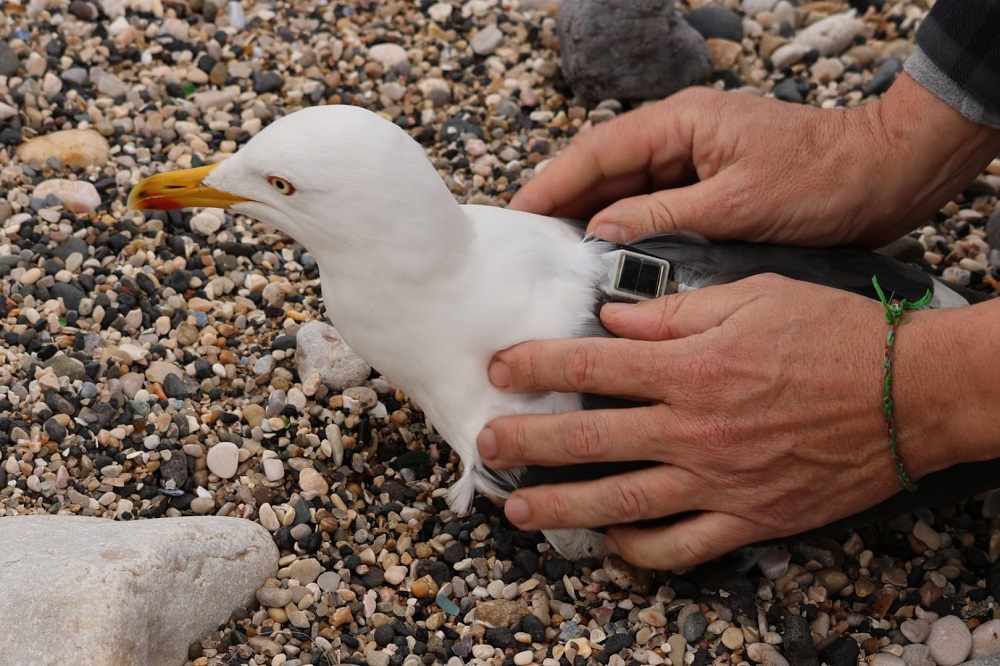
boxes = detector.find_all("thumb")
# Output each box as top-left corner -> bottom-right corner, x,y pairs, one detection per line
587,179 -> 727,242
601,281 -> 755,340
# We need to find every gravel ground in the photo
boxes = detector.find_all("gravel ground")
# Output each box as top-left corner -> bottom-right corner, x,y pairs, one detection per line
1,0 -> 1000,665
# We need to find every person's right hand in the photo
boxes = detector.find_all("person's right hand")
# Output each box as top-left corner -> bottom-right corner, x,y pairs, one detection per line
510,73 -> 1000,248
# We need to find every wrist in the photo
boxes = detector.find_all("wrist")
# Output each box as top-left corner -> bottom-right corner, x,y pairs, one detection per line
852,73 -> 1000,244
894,300 -> 1000,481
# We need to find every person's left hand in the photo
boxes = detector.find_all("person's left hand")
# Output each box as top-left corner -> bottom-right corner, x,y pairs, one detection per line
476,274 -> 946,570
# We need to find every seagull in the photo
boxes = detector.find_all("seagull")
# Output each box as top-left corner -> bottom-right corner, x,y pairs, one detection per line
129,104 -> 982,559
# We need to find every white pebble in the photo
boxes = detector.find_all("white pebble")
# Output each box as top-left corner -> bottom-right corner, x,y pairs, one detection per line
206,441 -> 240,479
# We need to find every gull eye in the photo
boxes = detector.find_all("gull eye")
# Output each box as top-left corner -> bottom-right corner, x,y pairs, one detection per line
267,175 -> 296,196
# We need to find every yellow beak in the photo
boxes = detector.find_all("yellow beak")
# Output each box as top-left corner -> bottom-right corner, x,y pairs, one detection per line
127,164 -> 251,211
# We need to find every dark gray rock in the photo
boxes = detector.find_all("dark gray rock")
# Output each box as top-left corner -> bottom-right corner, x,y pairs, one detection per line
54,236 -> 89,262
163,372 -> 193,399
985,210 -> 1000,250
252,72 -> 284,95
863,57 -> 902,96
782,611 -> 820,666
42,353 -> 86,382
772,78 -> 804,103
818,636 -> 860,666
683,611 -> 707,643
51,283 -> 86,311
0,42 -> 19,78
68,0 -> 99,20
557,0 -> 713,101
684,5 -> 744,42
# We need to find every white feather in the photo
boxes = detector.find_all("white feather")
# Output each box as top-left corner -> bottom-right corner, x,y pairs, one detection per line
203,106 -> 609,557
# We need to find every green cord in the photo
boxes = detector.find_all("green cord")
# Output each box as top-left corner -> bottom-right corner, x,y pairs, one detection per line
872,276 -> 932,492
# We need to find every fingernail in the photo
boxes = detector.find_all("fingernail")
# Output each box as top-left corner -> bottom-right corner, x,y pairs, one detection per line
601,302 -> 635,317
591,223 -> 627,244
505,496 -> 530,525
604,534 -> 620,555
477,427 -> 498,461
488,360 -> 511,388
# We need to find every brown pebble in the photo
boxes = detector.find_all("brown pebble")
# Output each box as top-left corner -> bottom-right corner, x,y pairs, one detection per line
330,606 -> 353,627
410,575 -> 439,599
919,581 -> 943,607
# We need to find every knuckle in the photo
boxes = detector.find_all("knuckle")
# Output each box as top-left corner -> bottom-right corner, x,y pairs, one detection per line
506,419 -> 529,461
645,195 -> 679,233
566,344 -> 602,390
609,478 -> 650,523
522,344 -> 547,390
566,412 -> 610,460
673,528 -> 714,567
544,491 -> 572,526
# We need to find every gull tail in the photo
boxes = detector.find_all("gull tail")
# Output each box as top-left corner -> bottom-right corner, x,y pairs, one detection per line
446,463 -> 523,515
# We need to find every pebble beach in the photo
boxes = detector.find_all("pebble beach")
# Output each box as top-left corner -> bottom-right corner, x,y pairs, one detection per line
1,0 -> 1000,665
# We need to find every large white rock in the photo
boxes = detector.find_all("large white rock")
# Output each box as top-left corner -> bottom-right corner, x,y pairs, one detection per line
0,515 -> 277,666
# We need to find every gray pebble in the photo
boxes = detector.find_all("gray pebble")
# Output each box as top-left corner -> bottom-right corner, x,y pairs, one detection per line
683,611 -> 707,643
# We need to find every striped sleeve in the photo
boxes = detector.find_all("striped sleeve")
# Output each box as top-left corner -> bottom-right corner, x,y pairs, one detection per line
903,0 -> 1000,128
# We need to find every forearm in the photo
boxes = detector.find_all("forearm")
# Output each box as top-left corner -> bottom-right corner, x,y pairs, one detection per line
899,297 -> 1000,480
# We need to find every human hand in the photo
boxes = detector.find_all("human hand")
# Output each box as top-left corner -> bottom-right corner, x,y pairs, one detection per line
477,275 -> 954,570
510,74 -> 1000,248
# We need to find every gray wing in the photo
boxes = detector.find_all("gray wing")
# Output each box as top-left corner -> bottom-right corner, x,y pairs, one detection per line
628,230 -> 975,306
522,230 -> 996,538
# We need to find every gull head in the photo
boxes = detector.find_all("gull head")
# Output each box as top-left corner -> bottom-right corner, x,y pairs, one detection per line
128,104 -> 452,248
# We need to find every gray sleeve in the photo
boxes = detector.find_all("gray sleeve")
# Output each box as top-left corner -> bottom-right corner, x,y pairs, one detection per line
904,49 -> 1000,129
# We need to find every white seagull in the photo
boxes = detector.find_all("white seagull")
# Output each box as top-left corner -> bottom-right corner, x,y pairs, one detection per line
129,104 -> 977,559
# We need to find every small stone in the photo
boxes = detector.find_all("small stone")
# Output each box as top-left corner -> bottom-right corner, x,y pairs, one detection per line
471,25 -> 503,55
190,211 -> 223,235
368,43 -> 408,68
296,321 -> 371,391
417,77 -> 452,106
259,504 -> 280,532
912,519 -> 942,551
16,129 -> 111,169
287,558 -> 323,585
972,620 -> 1000,659
514,650 -> 534,666
722,626 -> 745,650
33,180 -> 101,213
792,11 -> 862,56
163,373 -> 192,399
256,586 -> 293,608
206,441 -> 240,479
685,5 -> 744,42
926,615 -> 972,666
902,618 -> 931,644
262,458 -> 284,482
476,599 -> 529,627
243,404 -> 266,428
410,575 -> 439,599
298,468 -> 329,495
384,565 -> 407,586
190,496 -> 215,514
683,611 -> 707,643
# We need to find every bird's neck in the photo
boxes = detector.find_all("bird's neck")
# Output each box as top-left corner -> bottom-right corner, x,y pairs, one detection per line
296,156 -> 474,280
